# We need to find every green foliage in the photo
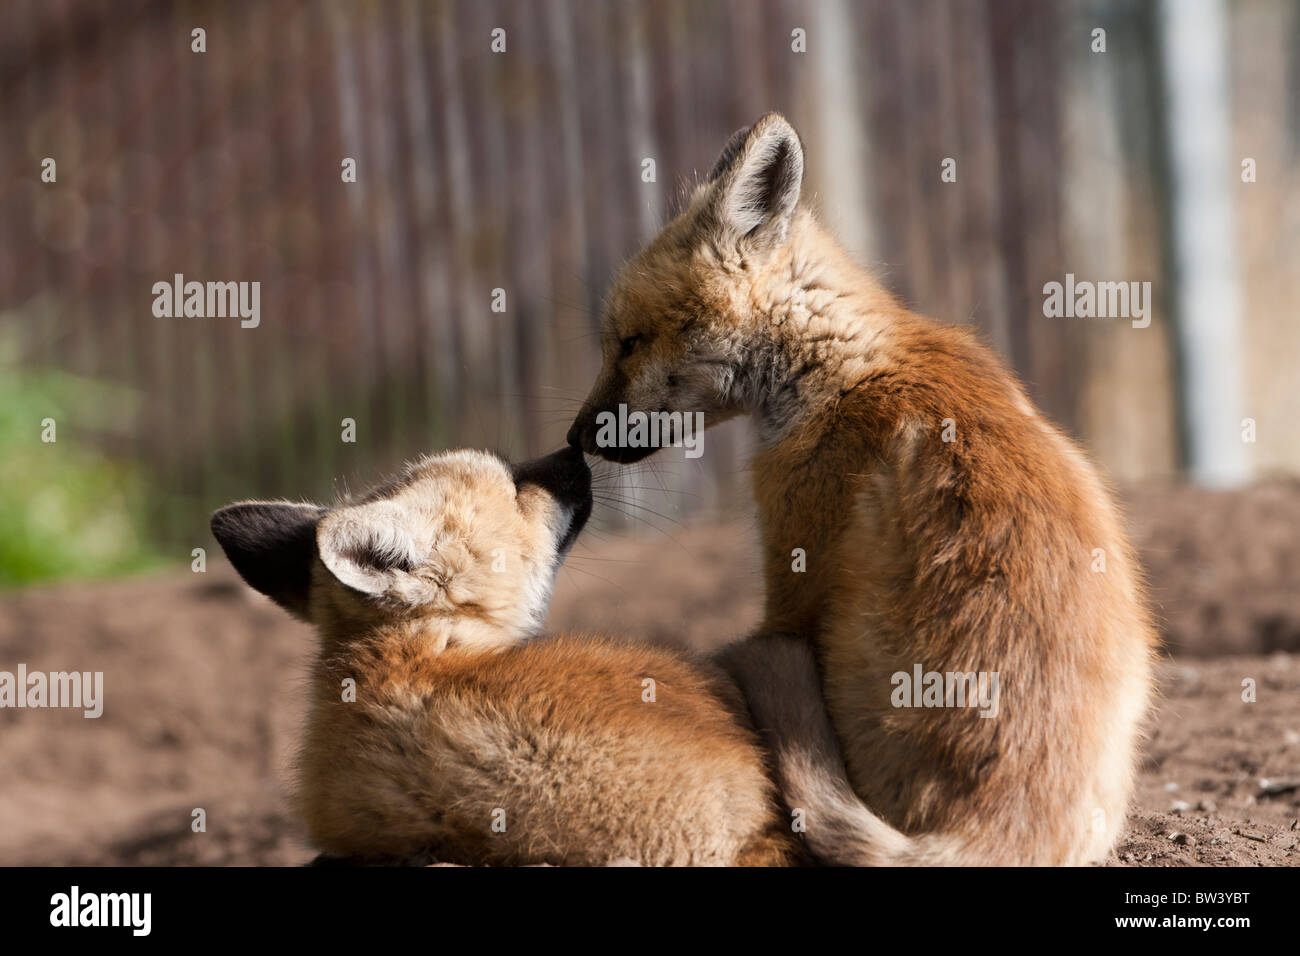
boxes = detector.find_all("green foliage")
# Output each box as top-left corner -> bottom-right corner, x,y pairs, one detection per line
0,366 -> 162,587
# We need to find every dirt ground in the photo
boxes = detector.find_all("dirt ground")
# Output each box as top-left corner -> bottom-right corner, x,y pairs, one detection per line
1,480 -> 1298,866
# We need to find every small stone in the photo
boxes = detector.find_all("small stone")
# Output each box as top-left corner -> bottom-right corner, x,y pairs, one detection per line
1170,800 -> 1191,814
1195,799 -> 1217,813
1169,832 -> 1196,846
1257,779 -> 1300,798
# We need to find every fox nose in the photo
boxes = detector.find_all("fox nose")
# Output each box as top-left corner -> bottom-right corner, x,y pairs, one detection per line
567,416 -> 597,455
512,445 -> 591,505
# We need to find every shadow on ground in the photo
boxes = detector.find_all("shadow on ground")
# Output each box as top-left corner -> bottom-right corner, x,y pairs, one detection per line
2,481 -> 1298,865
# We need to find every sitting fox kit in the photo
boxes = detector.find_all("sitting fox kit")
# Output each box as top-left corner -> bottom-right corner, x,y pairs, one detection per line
569,114 -> 1158,864
211,446 -> 796,866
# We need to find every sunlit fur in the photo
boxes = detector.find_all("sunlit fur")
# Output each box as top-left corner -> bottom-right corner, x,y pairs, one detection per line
573,114 -> 1159,865
220,450 -> 798,866
309,450 -> 568,651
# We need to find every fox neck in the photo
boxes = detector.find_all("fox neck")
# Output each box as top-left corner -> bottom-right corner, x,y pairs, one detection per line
726,212 -> 898,447
721,213 -> 903,638
314,615 -> 529,661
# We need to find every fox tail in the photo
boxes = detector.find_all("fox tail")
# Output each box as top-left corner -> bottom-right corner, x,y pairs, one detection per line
717,634 -> 969,867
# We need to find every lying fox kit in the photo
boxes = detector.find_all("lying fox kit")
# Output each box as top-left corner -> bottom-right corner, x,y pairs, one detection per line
211,446 -> 796,866
570,114 -> 1159,865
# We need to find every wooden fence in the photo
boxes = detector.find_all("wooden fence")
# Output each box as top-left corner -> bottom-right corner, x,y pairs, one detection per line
2,0 -> 1297,545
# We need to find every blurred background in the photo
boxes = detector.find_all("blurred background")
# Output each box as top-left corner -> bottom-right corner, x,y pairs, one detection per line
1,0 -> 1299,866
2,0 -> 1298,582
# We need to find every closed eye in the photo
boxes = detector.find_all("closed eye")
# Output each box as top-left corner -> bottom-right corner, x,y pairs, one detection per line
618,333 -> 643,358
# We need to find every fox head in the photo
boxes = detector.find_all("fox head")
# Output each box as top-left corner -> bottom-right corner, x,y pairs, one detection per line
568,113 -> 806,461
210,446 -> 591,650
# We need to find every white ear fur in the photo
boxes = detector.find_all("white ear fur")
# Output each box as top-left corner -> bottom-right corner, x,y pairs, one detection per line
317,505 -> 421,599
711,113 -> 804,243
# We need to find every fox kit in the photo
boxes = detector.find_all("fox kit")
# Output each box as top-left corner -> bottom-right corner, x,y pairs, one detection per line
210,446 -> 797,866
569,114 -> 1158,865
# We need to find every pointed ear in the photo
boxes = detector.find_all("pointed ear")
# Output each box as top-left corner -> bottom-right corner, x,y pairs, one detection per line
210,501 -> 326,620
316,506 -> 421,601
707,125 -> 752,182
707,113 -> 804,246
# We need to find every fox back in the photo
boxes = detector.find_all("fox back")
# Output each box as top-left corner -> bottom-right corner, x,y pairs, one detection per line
570,114 -> 1158,865
212,447 -> 797,866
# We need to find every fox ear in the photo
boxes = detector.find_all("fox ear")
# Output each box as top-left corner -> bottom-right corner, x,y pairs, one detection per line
210,501 -> 326,620
707,113 -> 804,246
707,125 -> 752,182
316,506 -> 421,601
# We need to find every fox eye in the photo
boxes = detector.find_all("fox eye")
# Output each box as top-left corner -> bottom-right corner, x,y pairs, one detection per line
618,333 -> 643,358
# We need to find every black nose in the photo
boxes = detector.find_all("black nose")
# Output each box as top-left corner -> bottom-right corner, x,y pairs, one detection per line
512,445 -> 590,508
565,410 -> 660,463
567,415 -> 601,455
512,446 -> 592,553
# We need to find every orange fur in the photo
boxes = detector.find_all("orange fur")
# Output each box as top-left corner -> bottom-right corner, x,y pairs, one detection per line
212,448 -> 798,866
571,114 -> 1159,865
